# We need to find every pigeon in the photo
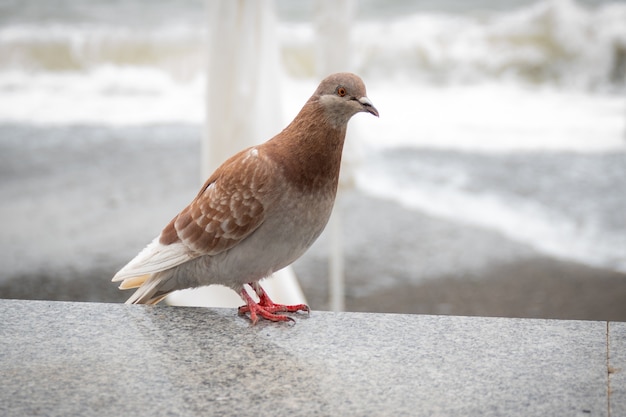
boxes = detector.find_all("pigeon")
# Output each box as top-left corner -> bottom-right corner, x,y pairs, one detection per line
112,72 -> 378,324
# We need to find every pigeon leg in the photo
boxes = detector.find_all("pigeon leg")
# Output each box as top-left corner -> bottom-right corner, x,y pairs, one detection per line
251,281 -> 310,314
238,287 -> 294,325
238,282 -> 310,324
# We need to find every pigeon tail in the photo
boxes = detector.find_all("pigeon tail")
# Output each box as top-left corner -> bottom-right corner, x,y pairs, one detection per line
112,237 -> 196,305
112,238 -> 195,283
122,271 -> 172,305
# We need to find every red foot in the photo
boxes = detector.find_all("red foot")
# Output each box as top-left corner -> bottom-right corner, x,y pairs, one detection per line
238,282 -> 310,325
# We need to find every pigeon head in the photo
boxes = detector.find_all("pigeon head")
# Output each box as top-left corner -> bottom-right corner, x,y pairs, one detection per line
313,72 -> 379,127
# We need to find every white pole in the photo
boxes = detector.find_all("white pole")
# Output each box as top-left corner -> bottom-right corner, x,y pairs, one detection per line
315,0 -> 355,312
202,0 -> 283,179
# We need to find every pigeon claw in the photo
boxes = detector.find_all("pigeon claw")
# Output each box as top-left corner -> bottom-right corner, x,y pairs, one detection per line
238,304 -> 295,325
239,284 -> 310,325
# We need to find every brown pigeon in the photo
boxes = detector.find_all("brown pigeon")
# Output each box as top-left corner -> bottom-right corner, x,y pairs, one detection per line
112,72 -> 378,324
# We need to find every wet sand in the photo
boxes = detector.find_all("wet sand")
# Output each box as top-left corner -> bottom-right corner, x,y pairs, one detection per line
3,253 -> 625,322
346,257 -> 626,322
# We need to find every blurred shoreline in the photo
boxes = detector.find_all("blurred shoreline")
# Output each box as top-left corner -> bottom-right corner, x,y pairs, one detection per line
3,251 -> 626,322
293,190 -> 626,322
2,190 -> 625,321
1,125 -> 624,321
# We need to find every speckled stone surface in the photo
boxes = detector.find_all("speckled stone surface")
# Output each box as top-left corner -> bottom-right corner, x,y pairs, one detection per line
610,322 -> 626,416
0,299 -> 617,416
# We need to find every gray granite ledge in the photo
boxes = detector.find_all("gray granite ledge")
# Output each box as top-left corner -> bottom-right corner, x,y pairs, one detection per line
0,299 -> 623,417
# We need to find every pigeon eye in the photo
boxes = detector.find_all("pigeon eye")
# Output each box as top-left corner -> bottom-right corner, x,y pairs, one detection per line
337,87 -> 347,97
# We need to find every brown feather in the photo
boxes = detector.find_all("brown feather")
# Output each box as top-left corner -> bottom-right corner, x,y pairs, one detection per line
159,147 -> 275,256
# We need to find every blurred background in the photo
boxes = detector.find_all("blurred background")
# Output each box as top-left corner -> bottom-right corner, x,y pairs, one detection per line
0,0 -> 625,320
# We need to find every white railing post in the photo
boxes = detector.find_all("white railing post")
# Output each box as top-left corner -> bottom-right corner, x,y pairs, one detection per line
315,0 -> 355,312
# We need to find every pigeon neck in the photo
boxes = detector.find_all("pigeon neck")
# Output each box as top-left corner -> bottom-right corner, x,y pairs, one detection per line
269,102 -> 347,192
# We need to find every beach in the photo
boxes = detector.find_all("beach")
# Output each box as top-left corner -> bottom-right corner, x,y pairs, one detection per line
1,0 -> 625,322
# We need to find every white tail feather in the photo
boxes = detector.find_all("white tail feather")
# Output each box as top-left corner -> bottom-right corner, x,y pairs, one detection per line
124,273 -> 165,304
112,237 -> 195,282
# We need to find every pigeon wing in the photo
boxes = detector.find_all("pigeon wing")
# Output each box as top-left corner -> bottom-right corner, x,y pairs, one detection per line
112,147 -> 274,282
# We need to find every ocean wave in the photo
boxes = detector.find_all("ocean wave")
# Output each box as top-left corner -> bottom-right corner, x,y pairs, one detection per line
352,82 -> 626,153
0,24 -> 205,80
0,67 -> 204,125
282,0 -> 626,90
355,149 -> 626,273
0,0 -> 624,90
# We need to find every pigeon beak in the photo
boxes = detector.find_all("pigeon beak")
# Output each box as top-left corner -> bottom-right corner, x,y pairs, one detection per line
358,96 -> 379,117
